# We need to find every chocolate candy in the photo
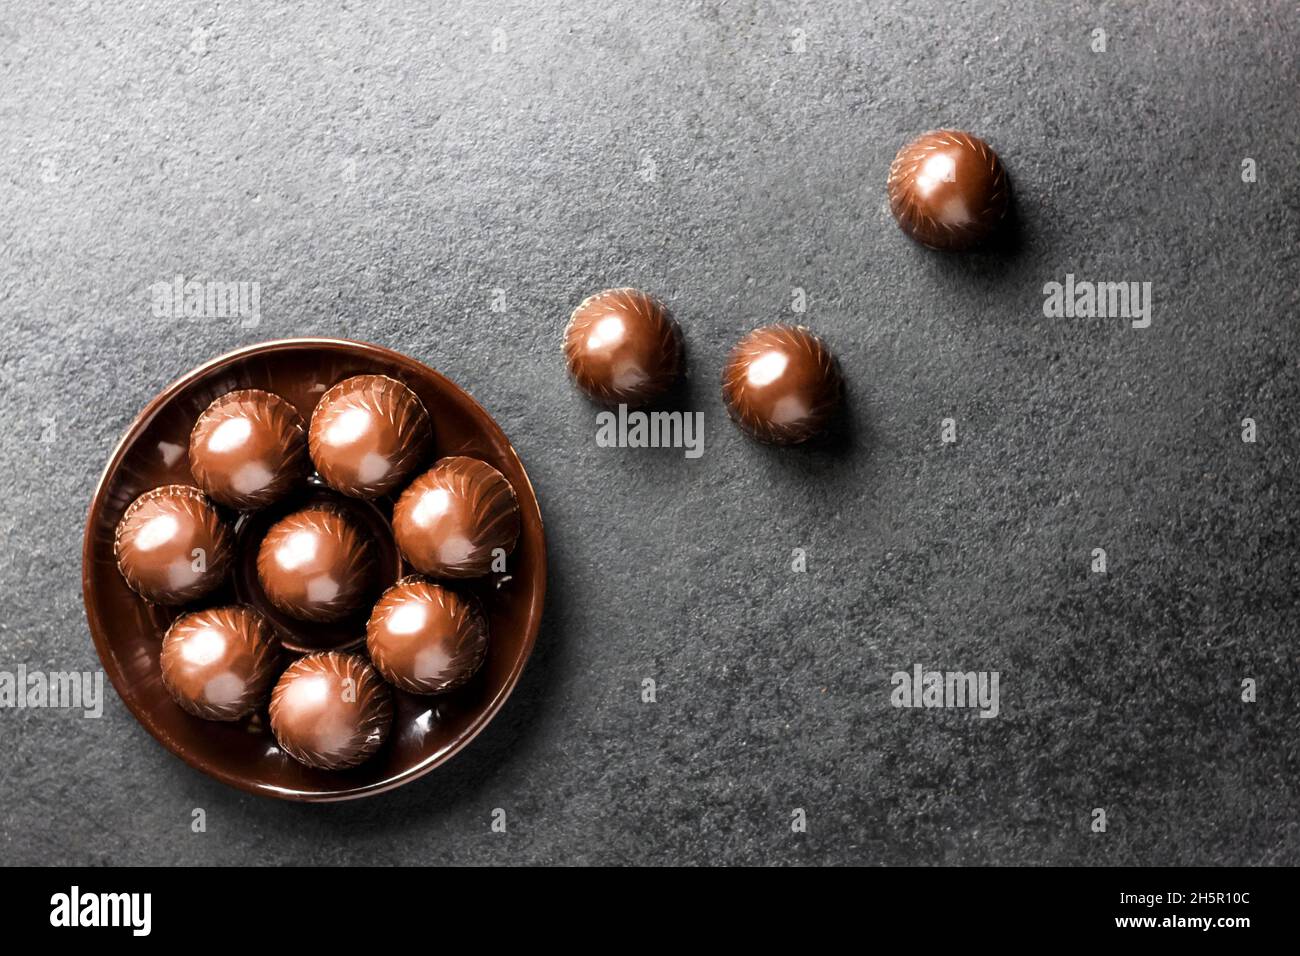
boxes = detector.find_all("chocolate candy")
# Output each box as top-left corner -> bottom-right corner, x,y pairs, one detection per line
308,374 -> 432,498
564,288 -> 683,406
887,130 -> 1009,251
256,505 -> 376,622
189,389 -> 308,510
722,324 -> 842,444
114,484 -> 232,604
367,577 -> 488,694
269,651 -> 393,770
160,605 -> 280,721
392,456 -> 520,578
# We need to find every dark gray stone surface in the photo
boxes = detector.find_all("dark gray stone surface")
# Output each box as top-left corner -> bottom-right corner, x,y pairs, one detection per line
1,1 -> 1296,866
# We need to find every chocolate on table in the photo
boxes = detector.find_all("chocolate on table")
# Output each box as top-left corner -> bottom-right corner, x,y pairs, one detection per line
308,374 -> 432,499
189,388 -> 308,510
564,288 -> 683,407
721,324 -> 842,445
392,456 -> 520,578
269,651 -> 393,770
114,484 -> 233,604
887,129 -> 1009,251
367,576 -> 489,694
160,605 -> 280,721
255,505 -> 376,623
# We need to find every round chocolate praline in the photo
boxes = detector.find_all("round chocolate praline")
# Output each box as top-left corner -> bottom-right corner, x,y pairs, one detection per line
367,576 -> 489,695
564,288 -> 683,407
269,652 -> 393,770
255,505 -> 376,623
721,325 -> 842,445
189,389 -> 308,510
308,374 -> 432,499
392,456 -> 520,579
887,129 -> 1009,251
160,606 -> 280,721
114,484 -> 232,604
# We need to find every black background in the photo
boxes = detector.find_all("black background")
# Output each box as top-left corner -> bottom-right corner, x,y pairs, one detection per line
10,867 -> 1278,940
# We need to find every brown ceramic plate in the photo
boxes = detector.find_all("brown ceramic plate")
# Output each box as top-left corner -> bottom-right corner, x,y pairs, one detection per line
82,338 -> 546,801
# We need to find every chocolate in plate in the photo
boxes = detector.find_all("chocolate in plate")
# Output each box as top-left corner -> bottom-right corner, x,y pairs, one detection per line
366,576 -> 488,694
563,288 -> 683,407
392,456 -> 520,578
189,388 -> 308,510
114,484 -> 233,604
255,505 -> 376,623
887,129 -> 1010,251
160,605 -> 280,721
721,324 -> 842,445
308,374 -> 432,498
269,651 -> 393,770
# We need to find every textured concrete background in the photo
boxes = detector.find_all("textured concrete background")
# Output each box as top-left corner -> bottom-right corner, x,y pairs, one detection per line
1,1 -> 1297,865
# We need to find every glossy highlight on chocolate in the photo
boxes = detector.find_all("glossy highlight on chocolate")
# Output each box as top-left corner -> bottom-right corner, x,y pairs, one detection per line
887,129 -> 1009,251
113,484 -> 233,604
308,374 -> 432,499
722,324 -> 842,444
189,389 -> 308,510
269,651 -> 393,770
255,505 -> 376,623
366,576 -> 489,694
160,605 -> 280,721
392,456 -> 521,578
564,288 -> 683,406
